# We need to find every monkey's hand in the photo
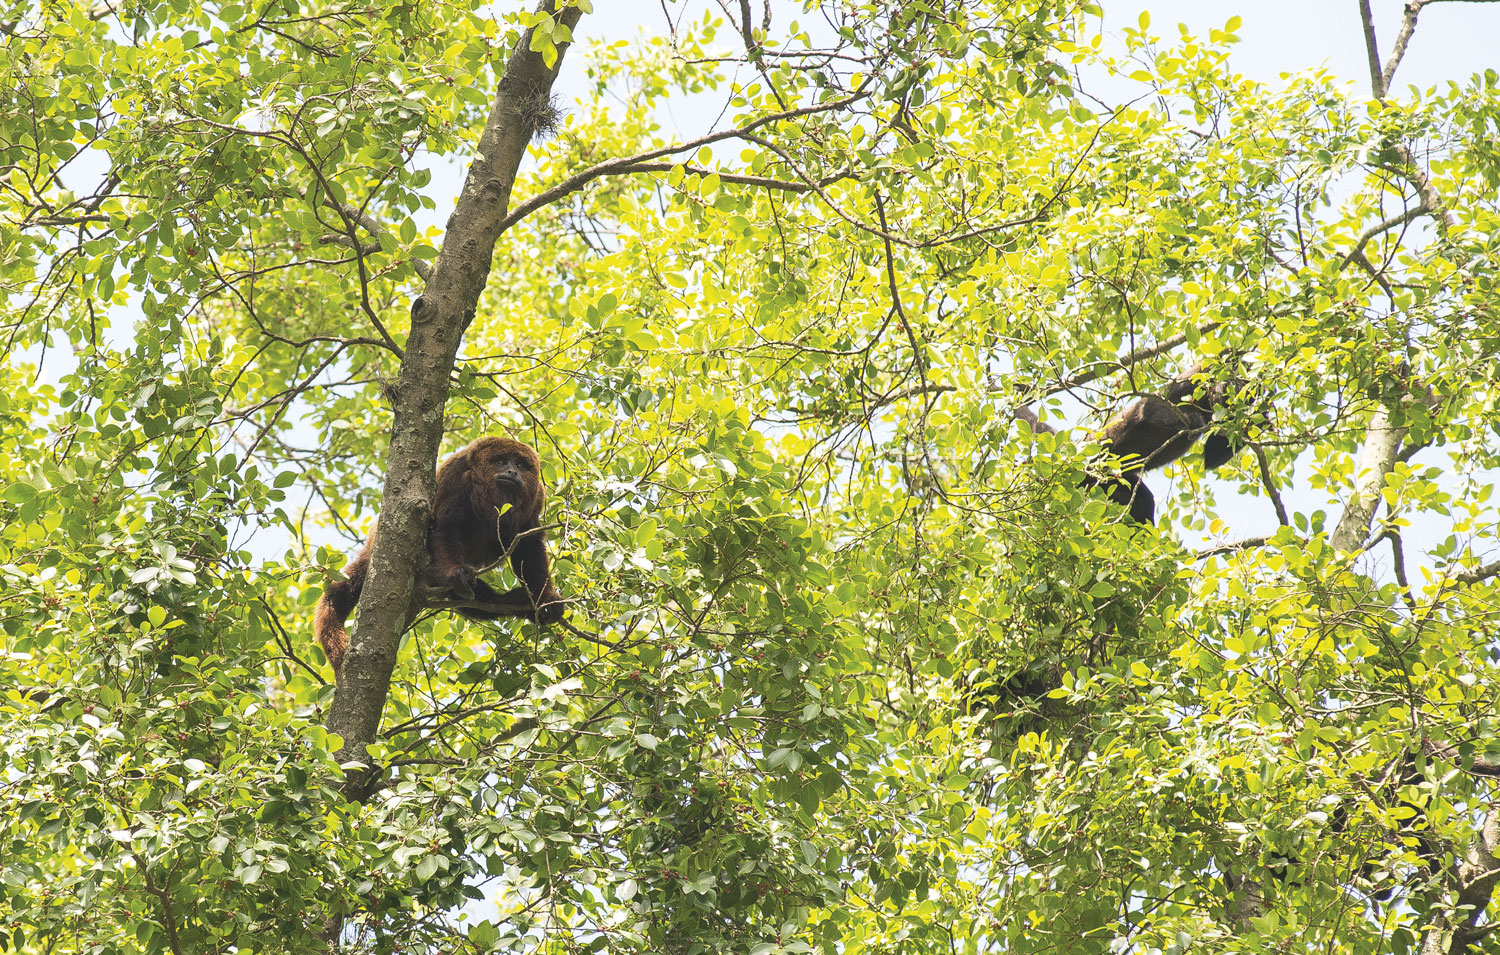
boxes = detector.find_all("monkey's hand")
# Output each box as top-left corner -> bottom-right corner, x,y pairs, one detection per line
534,591 -> 567,626
423,565 -> 477,600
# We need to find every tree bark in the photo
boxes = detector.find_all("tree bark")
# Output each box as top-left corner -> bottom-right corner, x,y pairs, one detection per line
1420,811 -> 1500,955
1329,401 -> 1404,552
324,0 -> 585,796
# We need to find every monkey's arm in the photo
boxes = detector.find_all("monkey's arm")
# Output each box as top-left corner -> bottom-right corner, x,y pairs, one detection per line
1012,405 -> 1057,435
448,577 -> 533,621
504,524 -> 565,624
1088,472 -> 1156,524
440,559 -> 565,625
423,523 -> 480,598
1121,476 -> 1156,524
1202,433 -> 1234,469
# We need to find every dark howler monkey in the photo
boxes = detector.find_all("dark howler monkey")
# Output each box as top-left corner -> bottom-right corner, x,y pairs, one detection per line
1016,367 -> 1254,523
314,436 -> 565,677
1088,369 -> 1251,523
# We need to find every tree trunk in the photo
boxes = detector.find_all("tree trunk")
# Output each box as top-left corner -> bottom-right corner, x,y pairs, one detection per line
1329,400 -> 1404,552
324,0 -> 585,796
1420,812 -> 1500,955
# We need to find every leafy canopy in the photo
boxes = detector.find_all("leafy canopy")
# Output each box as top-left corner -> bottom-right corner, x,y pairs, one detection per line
2,0 -> 1499,953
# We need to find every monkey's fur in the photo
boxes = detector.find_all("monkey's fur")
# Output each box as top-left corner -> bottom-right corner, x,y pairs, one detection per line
1090,372 -> 1247,523
314,437 -> 565,677
1018,368 -> 1253,523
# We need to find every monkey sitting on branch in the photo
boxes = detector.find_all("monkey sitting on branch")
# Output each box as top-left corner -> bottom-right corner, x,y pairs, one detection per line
314,436 -> 566,678
1016,367 -> 1259,524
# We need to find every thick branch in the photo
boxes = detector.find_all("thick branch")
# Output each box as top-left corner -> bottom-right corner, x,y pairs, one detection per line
323,0 -> 585,802
1422,739 -> 1500,777
1358,0 -> 1388,99
1330,401 -> 1404,552
1253,444 -> 1290,527
1421,811 -> 1500,955
1222,867 -> 1268,934
425,596 -> 536,617
1453,559 -> 1500,585
1382,0 -> 1425,93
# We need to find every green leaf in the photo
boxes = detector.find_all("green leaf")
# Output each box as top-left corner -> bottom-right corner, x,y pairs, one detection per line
415,854 -> 440,883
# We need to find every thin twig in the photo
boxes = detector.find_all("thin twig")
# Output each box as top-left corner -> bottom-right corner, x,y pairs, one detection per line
613,161 -> 853,193
1253,445 -> 1290,527
1340,204 -> 1426,269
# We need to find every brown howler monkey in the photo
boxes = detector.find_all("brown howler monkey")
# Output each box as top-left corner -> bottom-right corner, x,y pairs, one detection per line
1016,368 -> 1255,524
314,436 -> 565,677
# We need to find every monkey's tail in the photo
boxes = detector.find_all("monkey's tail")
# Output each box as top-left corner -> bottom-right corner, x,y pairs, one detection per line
314,564 -> 364,677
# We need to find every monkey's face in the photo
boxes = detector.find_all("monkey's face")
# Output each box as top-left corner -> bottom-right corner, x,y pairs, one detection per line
492,454 -> 529,491
467,437 -> 545,515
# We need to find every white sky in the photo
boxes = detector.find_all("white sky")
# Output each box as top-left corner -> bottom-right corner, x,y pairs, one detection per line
1152,0 -> 1500,92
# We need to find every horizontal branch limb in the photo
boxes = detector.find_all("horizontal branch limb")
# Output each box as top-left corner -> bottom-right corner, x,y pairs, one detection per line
496,86 -> 872,233
613,161 -> 854,193
1049,322 -> 1223,394
1195,536 -> 1272,560
1453,559 -> 1500,585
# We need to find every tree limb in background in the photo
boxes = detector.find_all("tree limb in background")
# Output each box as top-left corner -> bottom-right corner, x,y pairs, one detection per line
496,88 -> 873,234
1333,1 -> 1451,553
1419,812 -> 1500,955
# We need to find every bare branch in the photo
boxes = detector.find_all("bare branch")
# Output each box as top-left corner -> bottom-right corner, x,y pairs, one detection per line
425,595 -> 541,618
1195,536 -> 1271,560
1048,321 -> 1222,393
1340,204 -> 1426,269
1253,444 -> 1290,527
496,86 -> 872,233
1351,247 -> 1396,298
614,161 -> 853,193
1358,0 -> 1388,99
299,183 -> 435,282
869,382 -> 956,414
1382,0 -> 1425,93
